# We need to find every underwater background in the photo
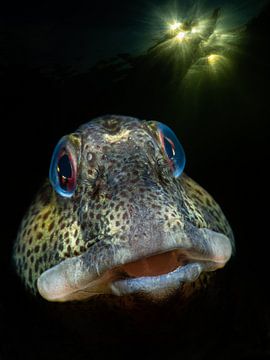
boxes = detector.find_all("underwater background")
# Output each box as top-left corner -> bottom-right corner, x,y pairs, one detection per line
1,1 -> 269,359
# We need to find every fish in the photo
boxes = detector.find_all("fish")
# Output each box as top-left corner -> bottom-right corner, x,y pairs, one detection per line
13,115 -> 234,302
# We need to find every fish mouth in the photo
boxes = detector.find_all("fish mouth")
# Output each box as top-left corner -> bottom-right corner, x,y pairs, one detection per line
37,226 -> 232,302
109,250 -> 203,298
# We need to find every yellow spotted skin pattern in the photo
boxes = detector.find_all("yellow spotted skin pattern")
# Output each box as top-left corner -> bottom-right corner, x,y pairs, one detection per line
14,182 -> 86,293
13,115 -> 234,297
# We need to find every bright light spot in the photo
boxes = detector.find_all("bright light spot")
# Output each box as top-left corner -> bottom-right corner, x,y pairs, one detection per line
206,54 -> 231,76
176,31 -> 187,41
207,54 -> 221,64
169,22 -> 181,31
191,27 -> 199,34
149,6 -> 243,83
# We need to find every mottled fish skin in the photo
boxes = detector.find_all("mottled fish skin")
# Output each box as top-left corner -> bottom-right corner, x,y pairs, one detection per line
13,115 -> 234,300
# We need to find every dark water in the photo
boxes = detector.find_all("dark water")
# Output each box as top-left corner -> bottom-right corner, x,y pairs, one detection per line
1,1 -> 269,359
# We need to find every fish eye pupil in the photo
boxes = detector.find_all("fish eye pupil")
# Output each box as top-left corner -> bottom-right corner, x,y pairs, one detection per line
163,136 -> 175,160
57,153 -> 73,191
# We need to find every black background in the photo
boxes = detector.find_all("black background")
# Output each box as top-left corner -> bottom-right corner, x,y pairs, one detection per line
0,1 -> 269,359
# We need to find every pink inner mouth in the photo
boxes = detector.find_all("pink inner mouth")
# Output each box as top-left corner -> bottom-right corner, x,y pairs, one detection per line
115,250 -> 189,278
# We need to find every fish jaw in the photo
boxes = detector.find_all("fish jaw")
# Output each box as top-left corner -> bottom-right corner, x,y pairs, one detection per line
37,225 -> 232,302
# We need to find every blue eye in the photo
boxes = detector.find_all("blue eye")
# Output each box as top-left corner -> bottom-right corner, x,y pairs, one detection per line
157,122 -> 186,178
49,137 -> 77,198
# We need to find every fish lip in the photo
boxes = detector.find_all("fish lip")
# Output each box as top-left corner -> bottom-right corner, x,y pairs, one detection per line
110,262 -> 203,298
37,226 -> 232,302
